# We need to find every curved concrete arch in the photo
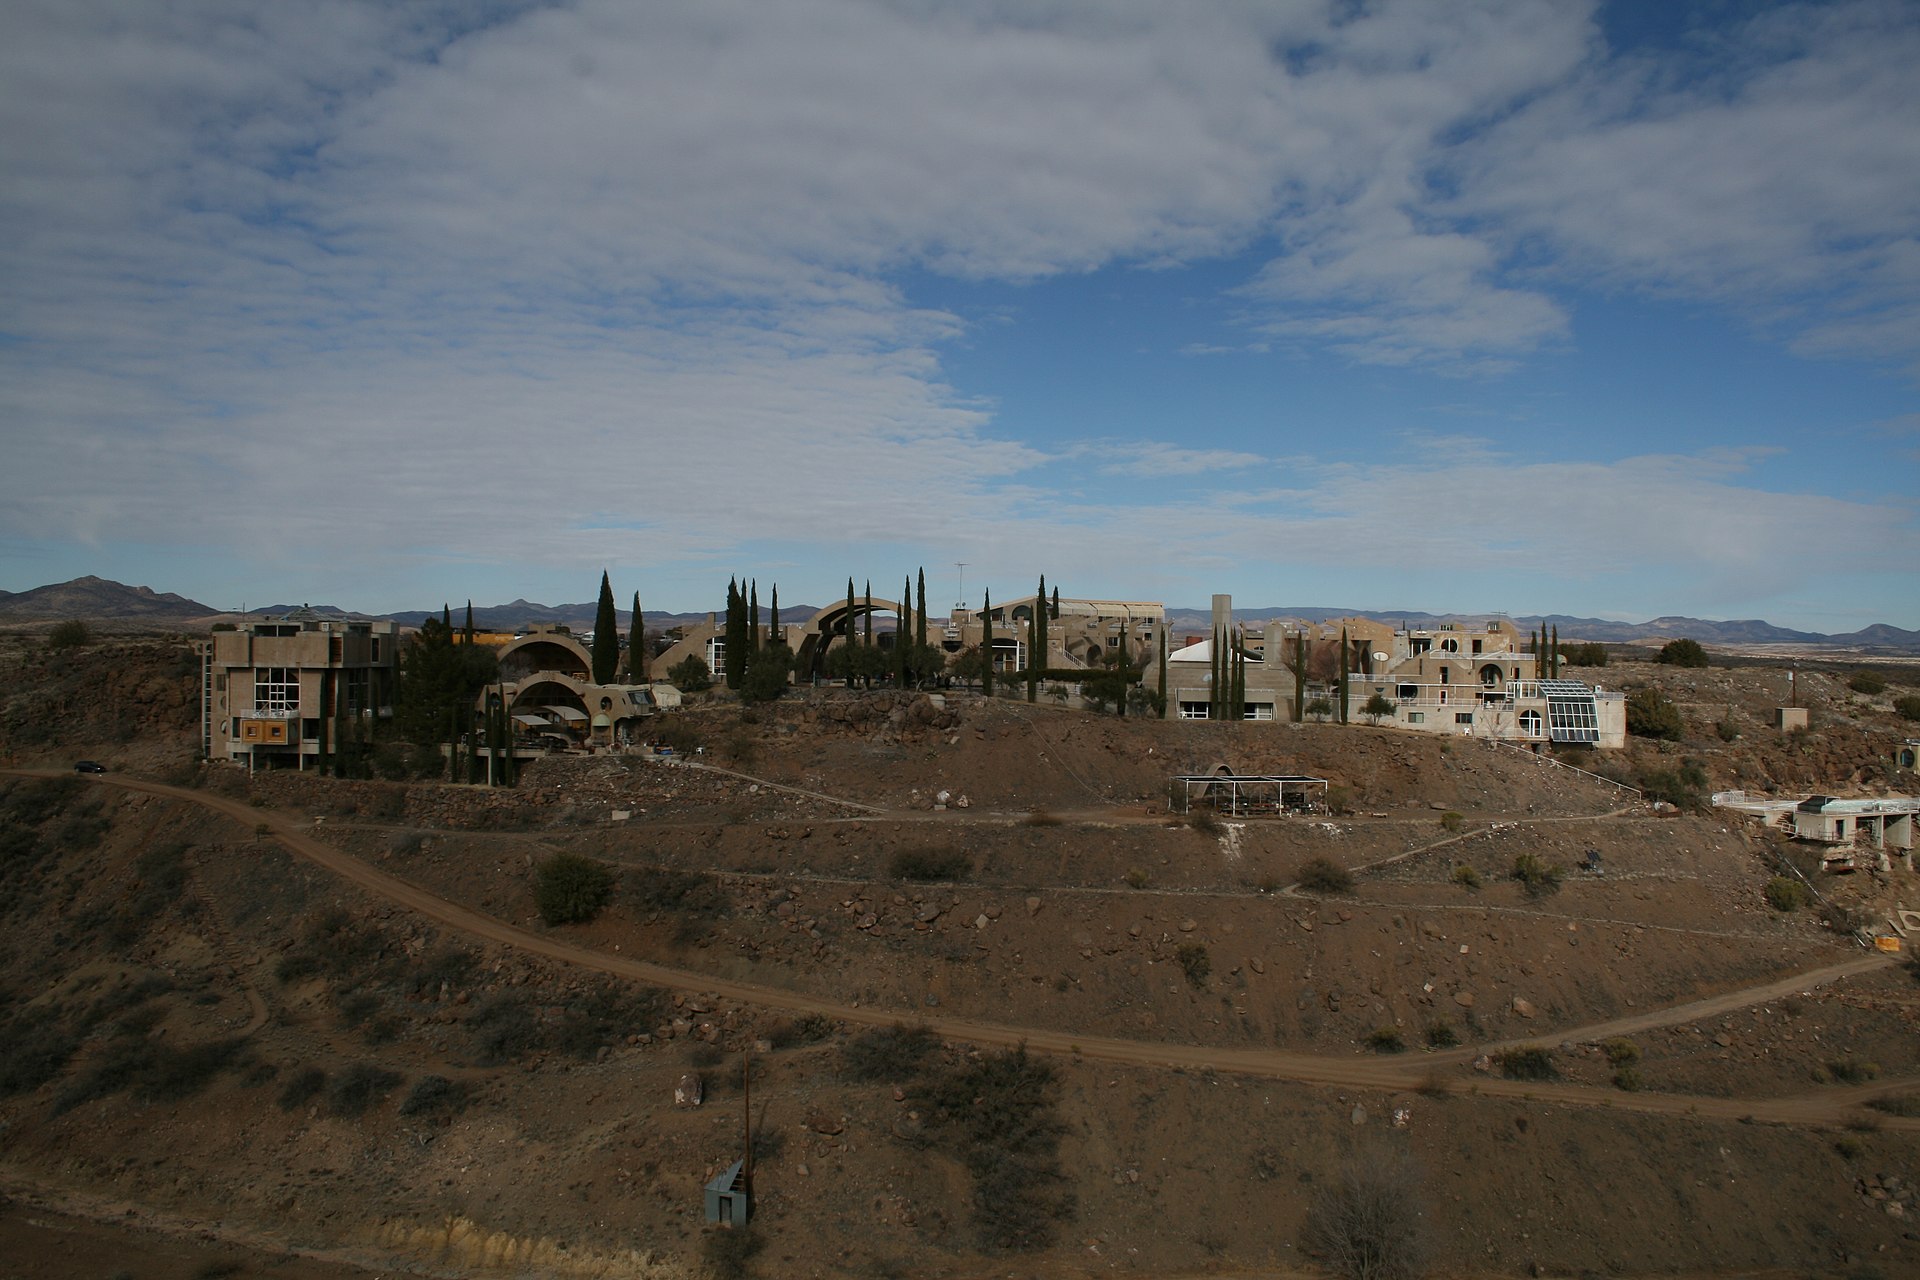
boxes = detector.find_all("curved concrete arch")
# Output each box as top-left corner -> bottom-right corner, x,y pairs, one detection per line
498,633 -> 592,682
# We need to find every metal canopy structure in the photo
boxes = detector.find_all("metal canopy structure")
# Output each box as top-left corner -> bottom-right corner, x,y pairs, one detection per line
1172,773 -> 1328,817
1539,679 -> 1601,744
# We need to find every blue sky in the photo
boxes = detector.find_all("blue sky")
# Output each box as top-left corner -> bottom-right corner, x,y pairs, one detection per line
2,0 -> 1916,631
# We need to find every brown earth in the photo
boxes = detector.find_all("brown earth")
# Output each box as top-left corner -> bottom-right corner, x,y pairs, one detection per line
3,635 -> 1920,1278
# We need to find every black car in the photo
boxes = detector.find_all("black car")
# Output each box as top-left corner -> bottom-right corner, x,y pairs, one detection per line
74,760 -> 107,774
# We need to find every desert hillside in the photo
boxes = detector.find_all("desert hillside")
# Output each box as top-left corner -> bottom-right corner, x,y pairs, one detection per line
3,632 -> 1920,1279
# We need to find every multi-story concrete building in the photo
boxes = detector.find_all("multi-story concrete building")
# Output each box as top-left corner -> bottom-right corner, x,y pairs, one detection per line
200,608 -> 399,769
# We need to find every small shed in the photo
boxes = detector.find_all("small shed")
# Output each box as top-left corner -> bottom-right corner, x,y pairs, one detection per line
705,1157 -> 751,1227
1172,772 -> 1328,817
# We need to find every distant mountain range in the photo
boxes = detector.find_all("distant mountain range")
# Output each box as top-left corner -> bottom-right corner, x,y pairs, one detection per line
3,577 -> 1917,652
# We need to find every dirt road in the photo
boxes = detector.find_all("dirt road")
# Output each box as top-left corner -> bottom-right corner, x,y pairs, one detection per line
30,769 -> 1916,1131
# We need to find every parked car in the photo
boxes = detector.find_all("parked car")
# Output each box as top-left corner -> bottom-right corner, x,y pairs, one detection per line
74,760 -> 107,774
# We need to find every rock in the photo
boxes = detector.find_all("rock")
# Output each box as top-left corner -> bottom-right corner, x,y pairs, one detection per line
1249,957 -> 1266,975
1512,998 -> 1537,1019
974,914 -> 989,930
675,1074 -> 703,1107
1178,919 -> 1198,933
805,1110 -> 846,1135
1454,991 -> 1476,1008
1026,896 -> 1042,916
1350,1104 -> 1367,1126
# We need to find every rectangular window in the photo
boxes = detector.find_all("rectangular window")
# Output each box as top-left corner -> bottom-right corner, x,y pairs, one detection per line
1406,711 -> 1425,724
254,666 -> 299,714
1397,684 -> 1418,700
1244,703 -> 1274,721
1179,702 -> 1210,719
371,638 -> 381,662
1456,712 -> 1474,725
302,718 -> 320,741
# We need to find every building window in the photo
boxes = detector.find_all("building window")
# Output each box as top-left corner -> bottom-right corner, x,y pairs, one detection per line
1519,709 -> 1543,736
1179,702 -> 1209,719
706,638 -> 725,671
1441,638 -> 1459,653
1410,638 -> 1431,655
1407,712 -> 1425,724
1455,712 -> 1474,725
1398,684 -> 1418,700
1245,703 -> 1273,721
254,667 -> 299,714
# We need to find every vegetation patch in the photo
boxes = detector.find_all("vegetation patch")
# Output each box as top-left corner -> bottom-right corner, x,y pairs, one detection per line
1300,1150 -> 1427,1280
1424,1021 -> 1458,1049
399,1074 -> 471,1119
1510,852 -> 1562,897
1763,876 -> 1809,912
1821,1057 -> 1880,1085
278,1066 -> 327,1111
1174,943 -> 1211,990
1494,1046 -> 1556,1081
535,853 -> 615,926
1365,1026 -> 1404,1053
466,982 -> 663,1066
839,1023 -> 939,1082
887,848 -> 971,882
1296,857 -> 1354,895
54,1034 -> 246,1114
912,1046 -> 1073,1252
326,1064 -> 402,1117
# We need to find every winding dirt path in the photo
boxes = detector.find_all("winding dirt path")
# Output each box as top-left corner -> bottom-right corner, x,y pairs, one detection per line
25,769 -> 1915,1131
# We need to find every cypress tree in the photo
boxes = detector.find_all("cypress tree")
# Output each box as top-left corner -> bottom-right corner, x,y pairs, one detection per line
724,578 -> 748,689
629,592 -> 646,682
981,590 -> 995,696
916,568 -> 928,682
1026,595 -> 1039,704
442,603 -> 451,631
463,601 -> 474,647
1035,576 -> 1048,685
748,581 -> 760,656
1293,632 -> 1307,723
843,578 -> 857,681
1338,627 -> 1351,724
769,584 -> 780,648
1232,628 -> 1245,718
898,576 -> 912,686
1050,585 -> 1060,620
592,571 -> 618,684
1550,624 -> 1560,678
1157,627 -> 1168,719
1116,615 -> 1130,718
863,581 -> 875,687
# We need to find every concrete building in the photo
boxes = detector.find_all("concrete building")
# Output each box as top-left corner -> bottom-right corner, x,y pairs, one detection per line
488,625 -> 664,751
200,608 -> 399,769
1151,595 -> 1626,749
1713,790 -> 1918,872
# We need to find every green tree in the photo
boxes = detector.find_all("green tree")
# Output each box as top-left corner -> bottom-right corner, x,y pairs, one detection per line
1292,632 -> 1307,722
47,619 -> 92,650
748,580 -> 760,656
768,583 -> 779,648
628,592 -> 647,682
1362,692 -> 1395,725
1549,624 -> 1561,677
591,571 -> 618,684
395,615 -> 499,771
981,591 -> 995,696
1337,627 -> 1351,724
667,654 -> 713,692
915,568 -> 928,683
898,575 -> 913,687
741,641 -> 793,704
724,578 -> 749,689
535,853 -> 614,926
1626,686 -> 1684,740
1656,638 -> 1709,668
463,601 -> 475,647
1156,626 -> 1168,719
1892,694 -> 1920,721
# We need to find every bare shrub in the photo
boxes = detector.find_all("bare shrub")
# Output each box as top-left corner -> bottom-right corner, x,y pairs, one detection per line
1297,857 -> 1354,895
840,1023 -> 939,1082
1301,1149 -> 1428,1280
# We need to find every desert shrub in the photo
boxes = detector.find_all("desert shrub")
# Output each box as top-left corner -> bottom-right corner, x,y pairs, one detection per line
1494,1046 -> 1555,1080
326,1064 -> 402,1117
1824,1057 -> 1880,1085
1175,943 -> 1211,990
1324,785 -> 1352,815
1438,811 -> 1463,833
1297,857 -> 1354,895
278,1066 -> 326,1111
1424,1021 -> 1458,1049
888,847 -> 970,882
1847,671 -> 1887,695
0,1006 -> 82,1096
627,866 -> 728,916
467,983 -> 662,1065
1636,758 -> 1708,809
1626,687 -> 1685,740
1833,1136 -> 1865,1160
1896,694 -> 1920,722
765,1013 -> 835,1049
54,1035 -> 244,1113
1305,697 -> 1333,721
399,1074 -> 471,1118
1124,867 -> 1150,889
1510,852 -> 1561,897
1300,1150 -> 1427,1280
1559,642 -> 1608,667
701,1225 -> 763,1280
405,944 -> 476,996
1612,1066 -> 1642,1092
1450,863 -> 1481,891
1764,876 -> 1809,912
47,620 -> 93,650
1188,809 -> 1221,835
1865,1093 -> 1920,1117
1602,1038 -> 1641,1066
1655,638 -> 1709,668
1365,1027 -> 1404,1054
1714,720 -> 1740,742
913,1046 -> 1072,1252
840,1023 -> 939,1082
535,853 -> 614,925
